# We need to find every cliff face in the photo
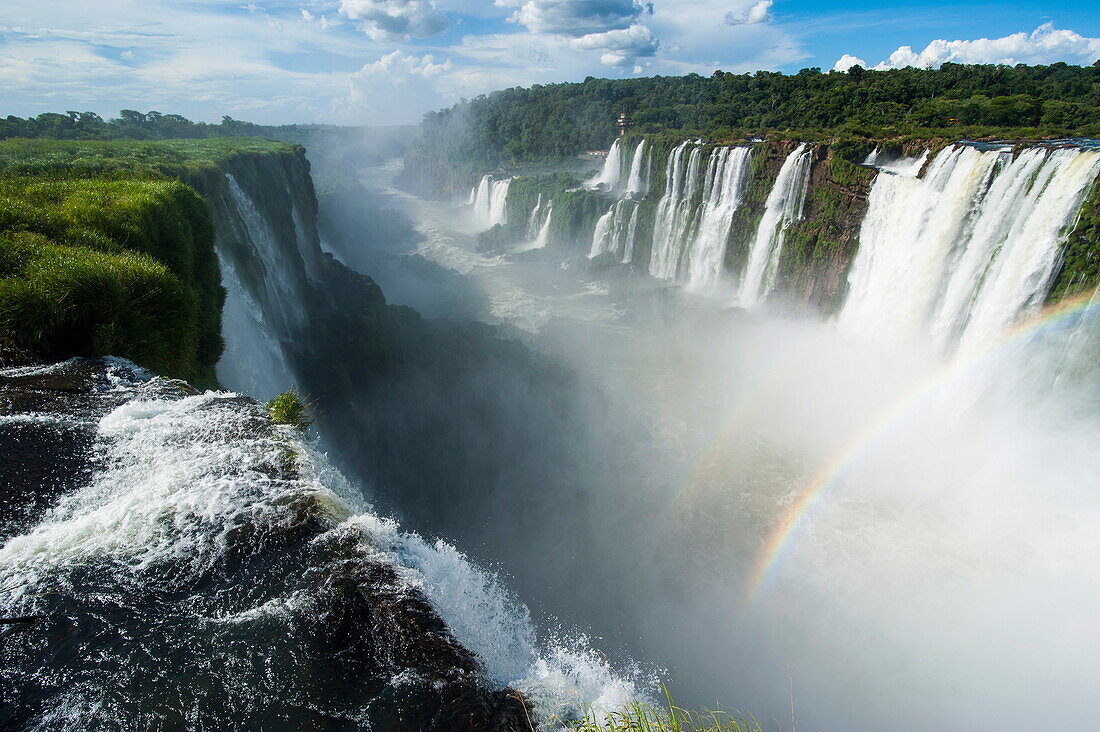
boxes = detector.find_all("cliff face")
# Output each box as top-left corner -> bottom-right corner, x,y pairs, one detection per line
1049,178 -> 1100,302
774,148 -> 874,314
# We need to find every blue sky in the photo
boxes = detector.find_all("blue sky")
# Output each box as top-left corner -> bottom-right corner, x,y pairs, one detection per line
1,0 -> 1098,125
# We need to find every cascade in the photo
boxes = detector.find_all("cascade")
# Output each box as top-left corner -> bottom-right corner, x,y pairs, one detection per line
534,204 -> 553,249
526,194 -> 544,239
650,142 -> 704,280
517,197 -> 553,252
588,199 -> 635,259
840,143 -> 1100,351
470,174 -> 512,228
622,204 -> 640,264
625,140 -> 649,197
217,173 -> 314,400
649,144 -> 753,286
684,146 -> 753,290
736,144 -> 814,307
588,138 -> 624,191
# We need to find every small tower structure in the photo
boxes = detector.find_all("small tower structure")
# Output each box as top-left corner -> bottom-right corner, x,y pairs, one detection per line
616,112 -> 633,137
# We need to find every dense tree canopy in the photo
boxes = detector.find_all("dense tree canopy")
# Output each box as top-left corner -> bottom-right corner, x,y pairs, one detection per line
0,110 -> 339,142
406,62 -> 1100,187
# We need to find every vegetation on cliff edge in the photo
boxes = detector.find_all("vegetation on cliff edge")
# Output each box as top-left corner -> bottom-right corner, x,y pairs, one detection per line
0,138 -> 299,387
404,62 -> 1100,193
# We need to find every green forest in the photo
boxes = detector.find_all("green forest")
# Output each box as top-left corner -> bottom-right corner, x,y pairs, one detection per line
404,62 -> 1100,189
0,110 -> 324,143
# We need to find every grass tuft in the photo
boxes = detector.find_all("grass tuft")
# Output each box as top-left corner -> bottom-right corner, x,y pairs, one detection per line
564,690 -> 763,732
266,390 -> 314,431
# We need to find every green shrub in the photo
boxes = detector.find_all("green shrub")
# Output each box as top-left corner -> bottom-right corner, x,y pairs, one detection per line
266,390 -> 314,431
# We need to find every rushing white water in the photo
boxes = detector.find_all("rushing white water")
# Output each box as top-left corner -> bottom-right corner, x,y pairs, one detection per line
841,143 -> 1100,351
517,196 -> 553,252
588,139 -> 624,191
649,142 -> 703,280
470,174 -> 512,229
649,145 -> 754,288
527,194 -> 545,238
684,146 -> 753,290
217,174 -> 307,400
736,143 -> 814,307
588,199 -> 637,259
535,205 -> 553,250
622,204 -> 640,264
0,363 -> 644,727
625,140 -> 649,198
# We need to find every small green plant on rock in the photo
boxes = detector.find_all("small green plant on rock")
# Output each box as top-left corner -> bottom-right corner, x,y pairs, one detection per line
266,389 -> 314,431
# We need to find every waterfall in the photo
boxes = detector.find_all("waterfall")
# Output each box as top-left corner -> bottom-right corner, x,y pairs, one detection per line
622,205 -> 640,264
526,194 -> 544,239
588,199 -> 635,260
956,148 -> 1100,353
470,174 -> 512,228
589,207 -> 615,258
625,140 -> 649,197
650,142 -> 704,280
649,144 -> 754,287
588,139 -> 624,191
217,173 -> 310,400
534,204 -> 553,249
736,144 -> 814,307
684,146 -> 753,290
517,196 -> 553,252
840,143 -> 1100,351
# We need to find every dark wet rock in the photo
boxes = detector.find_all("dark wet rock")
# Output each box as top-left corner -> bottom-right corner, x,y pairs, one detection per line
0,358 -> 534,731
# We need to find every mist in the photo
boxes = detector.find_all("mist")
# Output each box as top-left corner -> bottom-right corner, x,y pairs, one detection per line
284,128 -> 1100,731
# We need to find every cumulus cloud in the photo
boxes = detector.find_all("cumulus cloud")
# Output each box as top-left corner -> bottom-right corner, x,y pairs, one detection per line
335,50 -> 452,123
832,53 -> 866,72
338,0 -> 449,42
499,0 -> 650,37
570,23 -> 658,66
838,23 -> 1100,71
724,0 -> 771,26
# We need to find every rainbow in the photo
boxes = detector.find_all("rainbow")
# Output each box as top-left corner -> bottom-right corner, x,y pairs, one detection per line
743,289 -> 1100,602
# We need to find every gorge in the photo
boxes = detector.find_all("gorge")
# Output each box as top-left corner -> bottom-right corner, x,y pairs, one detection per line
3,64 -> 1100,731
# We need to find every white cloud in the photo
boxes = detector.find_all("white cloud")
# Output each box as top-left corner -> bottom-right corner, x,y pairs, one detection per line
570,23 -> 658,66
338,0 -> 449,42
647,0 -> 804,75
498,0 -> 649,37
0,0 -> 810,125
839,23 -> 1100,71
724,0 -> 771,26
334,50 -> 452,123
832,53 -> 866,72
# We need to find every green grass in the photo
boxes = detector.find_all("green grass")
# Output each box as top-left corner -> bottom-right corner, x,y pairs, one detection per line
266,390 -> 314,431
0,137 -> 307,387
564,694 -> 764,732
0,137 -> 296,178
0,174 -> 221,385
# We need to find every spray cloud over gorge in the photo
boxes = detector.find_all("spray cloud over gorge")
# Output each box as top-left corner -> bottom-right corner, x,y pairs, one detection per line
446,133 -> 1100,730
